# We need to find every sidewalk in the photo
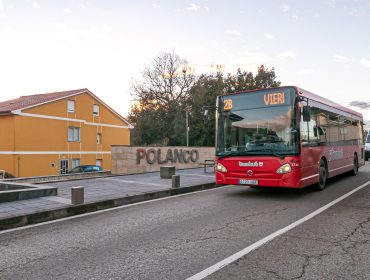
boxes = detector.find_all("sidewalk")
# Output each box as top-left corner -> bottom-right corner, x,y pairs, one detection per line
0,168 -> 216,230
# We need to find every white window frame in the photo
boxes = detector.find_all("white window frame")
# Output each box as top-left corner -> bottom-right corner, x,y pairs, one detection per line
68,100 -> 75,113
71,159 -> 80,169
60,159 -> 69,175
68,127 -> 80,142
93,105 -> 100,116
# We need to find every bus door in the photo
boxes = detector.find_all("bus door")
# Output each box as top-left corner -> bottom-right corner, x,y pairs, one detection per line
300,102 -> 320,185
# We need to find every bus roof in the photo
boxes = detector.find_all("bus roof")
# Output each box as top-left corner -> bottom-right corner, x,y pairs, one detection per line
295,86 -> 362,119
222,86 -> 363,120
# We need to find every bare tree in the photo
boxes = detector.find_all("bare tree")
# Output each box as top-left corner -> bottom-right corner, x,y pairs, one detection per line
132,51 -> 196,110
129,51 -> 196,146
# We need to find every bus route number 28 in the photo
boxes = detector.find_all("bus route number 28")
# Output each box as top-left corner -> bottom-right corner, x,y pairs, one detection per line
224,99 -> 233,110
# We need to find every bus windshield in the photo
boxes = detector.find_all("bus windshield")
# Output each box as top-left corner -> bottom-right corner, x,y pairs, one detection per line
216,88 -> 299,157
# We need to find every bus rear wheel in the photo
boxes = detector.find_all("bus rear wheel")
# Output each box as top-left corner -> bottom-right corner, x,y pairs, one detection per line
314,159 -> 327,191
351,154 -> 359,176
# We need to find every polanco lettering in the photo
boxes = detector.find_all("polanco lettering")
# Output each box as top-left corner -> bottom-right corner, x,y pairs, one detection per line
136,148 -> 199,165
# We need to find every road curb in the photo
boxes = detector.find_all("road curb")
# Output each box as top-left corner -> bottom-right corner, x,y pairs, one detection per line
0,182 -> 217,231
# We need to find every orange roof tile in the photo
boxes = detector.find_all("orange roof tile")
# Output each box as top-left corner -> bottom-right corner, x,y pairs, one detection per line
0,88 -> 133,127
0,89 -> 88,113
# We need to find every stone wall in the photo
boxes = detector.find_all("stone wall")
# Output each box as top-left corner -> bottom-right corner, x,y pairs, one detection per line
111,146 -> 215,175
2,171 -> 111,184
0,182 -> 57,203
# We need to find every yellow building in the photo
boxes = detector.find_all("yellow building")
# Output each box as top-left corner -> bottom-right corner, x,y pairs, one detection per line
0,89 -> 132,177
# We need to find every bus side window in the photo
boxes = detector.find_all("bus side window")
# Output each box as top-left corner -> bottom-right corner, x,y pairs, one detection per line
307,113 -> 318,145
300,105 -> 309,144
301,102 -> 318,146
315,108 -> 328,144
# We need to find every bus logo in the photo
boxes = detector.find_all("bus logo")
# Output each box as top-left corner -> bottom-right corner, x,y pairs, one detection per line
329,148 -> 344,161
264,92 -> 285,106
247,170 -> 253,176
239,161 -> 263,167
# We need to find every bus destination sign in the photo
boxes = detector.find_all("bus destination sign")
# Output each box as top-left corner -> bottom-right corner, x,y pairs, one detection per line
264,92 -> 285,106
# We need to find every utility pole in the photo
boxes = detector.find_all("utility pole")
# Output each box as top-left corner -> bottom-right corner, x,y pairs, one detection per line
186,110 -> 189,147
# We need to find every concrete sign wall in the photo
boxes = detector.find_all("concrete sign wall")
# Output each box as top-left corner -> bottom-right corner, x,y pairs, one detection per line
111,146 -> 215,175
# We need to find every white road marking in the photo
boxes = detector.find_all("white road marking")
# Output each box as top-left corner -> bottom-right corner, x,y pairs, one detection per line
0,185 -> 230,235
98,177 -> 163,187
186,180 -> 370,280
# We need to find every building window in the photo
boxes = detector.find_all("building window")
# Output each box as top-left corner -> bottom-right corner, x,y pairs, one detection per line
68,100 -> 75,113
93,105 -> 100,116
68,127 -> 80,142
71,159 -> 80,169
97,133 -> 102,144
96,159 -> 102,166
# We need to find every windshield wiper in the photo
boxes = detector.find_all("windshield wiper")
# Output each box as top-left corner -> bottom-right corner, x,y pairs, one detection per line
217,151 -> 252,159
247,148 -> 285,160
217,149 -> 286,160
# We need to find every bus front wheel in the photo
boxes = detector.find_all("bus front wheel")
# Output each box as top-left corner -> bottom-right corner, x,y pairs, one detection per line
314,159 -> 327,191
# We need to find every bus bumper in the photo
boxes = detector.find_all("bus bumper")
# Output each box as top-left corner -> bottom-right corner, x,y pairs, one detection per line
216,170 -> 302,188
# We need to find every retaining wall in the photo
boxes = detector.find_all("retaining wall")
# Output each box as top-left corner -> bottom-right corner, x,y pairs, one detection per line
0,182 -> 57,203
2,171 -> 111,184
112,146 -> 215,175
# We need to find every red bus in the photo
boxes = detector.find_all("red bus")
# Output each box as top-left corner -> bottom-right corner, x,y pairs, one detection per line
215,86 -> 365,190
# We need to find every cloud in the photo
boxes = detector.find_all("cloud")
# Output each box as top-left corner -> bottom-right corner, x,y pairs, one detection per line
349,101 -> 370,109
349,9 -> 367,17
360,58 -> 370,68
280,4 -> 289,12
204,6 -> 209,11
242,51 -> 272,64
327,0 -> 336,8
63,8 -> 71,13
226,29 -> 241,36
0,0 -> 4,11
333,54 -> 349,62
264,33 -> 275,40
278,51 -> 296,59
185,3 -> 201,11
296,68 -> 314,76
292,15 -> 299,20
152,3 -> 160,8
32,1 -> 40,9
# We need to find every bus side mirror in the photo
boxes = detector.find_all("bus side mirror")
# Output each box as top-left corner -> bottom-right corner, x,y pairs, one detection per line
302,106 -> 311,122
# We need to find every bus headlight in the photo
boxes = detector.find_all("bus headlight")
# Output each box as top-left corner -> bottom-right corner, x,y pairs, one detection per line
276,163 -> 292,174
216,163 -> 227,173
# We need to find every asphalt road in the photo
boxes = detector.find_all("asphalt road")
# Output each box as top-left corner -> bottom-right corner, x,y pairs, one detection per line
1,163 -> 370,280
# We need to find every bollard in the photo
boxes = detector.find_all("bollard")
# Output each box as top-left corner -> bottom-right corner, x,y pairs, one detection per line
71,186 -> 84,205
172,175 -> 180,188
160,166 -> 176,179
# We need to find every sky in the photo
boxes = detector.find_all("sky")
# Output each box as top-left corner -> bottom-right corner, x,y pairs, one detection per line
0,0 -> 370,121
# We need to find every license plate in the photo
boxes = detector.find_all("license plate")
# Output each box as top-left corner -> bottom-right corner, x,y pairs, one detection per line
238,179 -> 258,185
